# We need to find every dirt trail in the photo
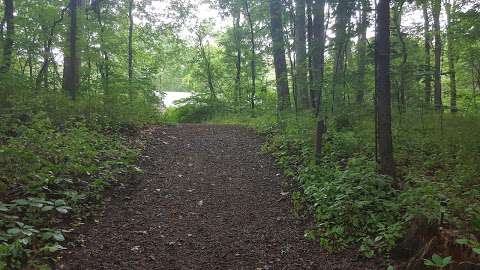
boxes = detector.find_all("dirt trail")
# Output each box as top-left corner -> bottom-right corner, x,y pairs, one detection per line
58,125 -> 381,270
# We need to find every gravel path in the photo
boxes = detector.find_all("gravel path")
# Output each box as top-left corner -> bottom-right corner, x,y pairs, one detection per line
58,124 -> 381,270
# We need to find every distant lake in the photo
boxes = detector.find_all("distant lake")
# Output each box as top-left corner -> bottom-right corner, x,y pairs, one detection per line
162,92 -> 192,108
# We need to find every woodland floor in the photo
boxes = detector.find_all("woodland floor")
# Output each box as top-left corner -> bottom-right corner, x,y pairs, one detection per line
57,124 -> 383,270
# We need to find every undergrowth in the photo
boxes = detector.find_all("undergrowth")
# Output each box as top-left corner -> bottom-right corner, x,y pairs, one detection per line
0,94 -> 156,269
209,109 -> 480,261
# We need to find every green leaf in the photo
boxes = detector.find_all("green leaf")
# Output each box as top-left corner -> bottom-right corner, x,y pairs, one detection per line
6,228 -> 21,235
456,239 -> 469,245
432,254 -> 443,265
55,206 -> 71,214
40,244 -> 66,253
13,199 -> 29,206
0,204 -> 8,212
41,205 -> 54,212
473,248 -> 480,255
54,200 -> 66,207
424,260 -> 435,266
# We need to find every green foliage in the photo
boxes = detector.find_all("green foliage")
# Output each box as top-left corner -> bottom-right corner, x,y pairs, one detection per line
213,110 -> 480,259
0,112 -> 140,269
424,254 -> 453,268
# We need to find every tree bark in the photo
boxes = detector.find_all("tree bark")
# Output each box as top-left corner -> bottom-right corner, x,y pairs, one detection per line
269,0 -> 291,112
244,0 -> 256,115
307,0 -> 314,107
445,0 -> 457,113
393,0 -> 407,112
356,0 -> 368,105
376,0 -> 395,177
331,0 -> 354,111
423,3 -> 432,105
63,0 -> 83,100
233,9 -> 242,108
295,0 -> 309,109
128,0 -> 134,83
432,0 -> 443,111
1,0 -> 14,74
311,0 -> 326,115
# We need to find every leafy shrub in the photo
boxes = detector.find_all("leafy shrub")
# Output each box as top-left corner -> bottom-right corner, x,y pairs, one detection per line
0,112 -> 140,269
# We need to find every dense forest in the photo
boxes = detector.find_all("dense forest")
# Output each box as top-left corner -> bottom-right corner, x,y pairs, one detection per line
1,0 -> 480,269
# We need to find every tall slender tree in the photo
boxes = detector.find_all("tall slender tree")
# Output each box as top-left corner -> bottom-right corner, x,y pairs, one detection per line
269,0 -> 291,112
446,0 -> 457,113
0,0 -> 14,74
311,0 -> 326,114
128,0 -> 134,85
244,0 -> 256,115
422,2 -> 432,105
312,0 -> 327,163
295,0 -> 309,109
376,0 -> 395,177
307,0 -> 314,106
232,6 -> 242,107
356,0 -> 369,105
393,0 -> 407,111
63,0 -> 84,100
331,0 -> 354,110
432,0 -> 443,111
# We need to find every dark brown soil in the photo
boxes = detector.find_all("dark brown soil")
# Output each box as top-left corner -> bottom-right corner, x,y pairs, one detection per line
57,124 -> 383,270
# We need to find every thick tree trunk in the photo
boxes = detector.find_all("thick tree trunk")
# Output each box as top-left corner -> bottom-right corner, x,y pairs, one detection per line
295,0 -> 309,109
244,0 -> 256,115
311,0 -> 326,115
446,0 -> 457,113
269,0 -> 291,112
432,0 -> 443,111
376,0 -> 395,177
63,0 -> 83,100
423,3 -> 432,105
1,0 -> 14,74
356,0 -> 368,105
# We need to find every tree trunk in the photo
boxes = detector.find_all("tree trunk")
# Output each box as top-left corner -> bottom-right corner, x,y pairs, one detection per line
432,0 -> 443,111
356,0 -> 368,105
331,0 -> 354,111
423,3 -> 432,105
312,0 -> 326,115
197,33 -> 216,102
376,0 -> 395,177
63,0 -> 83,101
286,3 -> 297,113
36,8 -> 67,90
1,0 -> 14,74
445,0 -> 457,113
128,0 -> 134,83
393,0 -> 407,112
269,0 -> 291,112
92,0 -> 110,95
295,0 -> 309,109
244,0 -> 256,115
233,9 -> 242,108
307,0 -> 314,107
